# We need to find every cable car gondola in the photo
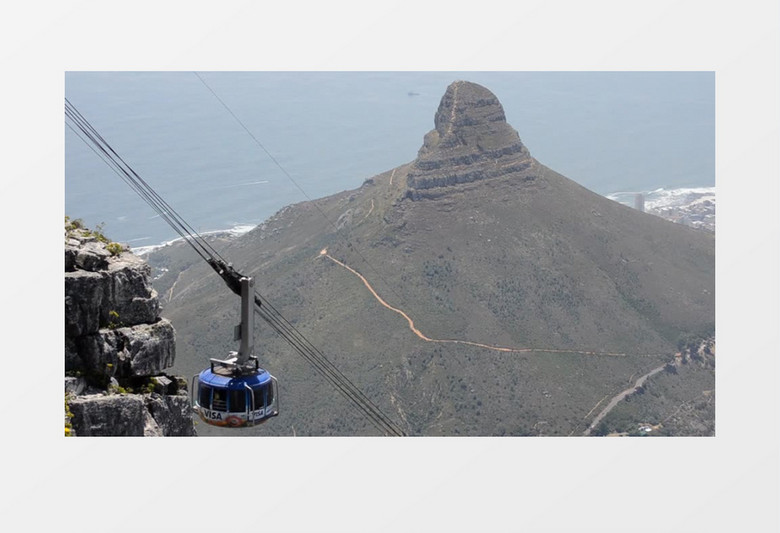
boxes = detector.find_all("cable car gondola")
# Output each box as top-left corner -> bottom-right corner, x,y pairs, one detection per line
192,276 -> 279,428
193,358 -> 278,427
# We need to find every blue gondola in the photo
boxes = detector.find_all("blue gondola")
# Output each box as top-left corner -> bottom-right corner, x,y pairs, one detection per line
193,357 -> 278,427
191,276 -> 279,428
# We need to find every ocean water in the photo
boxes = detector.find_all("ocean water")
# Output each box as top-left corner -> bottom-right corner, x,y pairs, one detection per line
65,72 -> 715,248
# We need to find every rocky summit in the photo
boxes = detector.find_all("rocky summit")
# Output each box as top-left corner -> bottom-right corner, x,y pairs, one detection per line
64,221 -> 195,436
151,80 -> 714,437
407,81 -> 533,198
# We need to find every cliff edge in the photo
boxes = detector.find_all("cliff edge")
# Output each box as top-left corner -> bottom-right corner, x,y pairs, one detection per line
64,219 -> 195,436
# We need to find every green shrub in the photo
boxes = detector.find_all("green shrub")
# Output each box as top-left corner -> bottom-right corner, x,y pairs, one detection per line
64,395 -> 74,437
65,216 -> 84,233
109,383 -> 128,395
107,310 -> 122,330
106,242 -> 124,256
89,222 -> 110,243
65,216 -> 81,229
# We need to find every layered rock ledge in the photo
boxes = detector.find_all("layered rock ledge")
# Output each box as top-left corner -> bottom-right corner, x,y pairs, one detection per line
406,81 -> 537,199
64,222 -> 195,436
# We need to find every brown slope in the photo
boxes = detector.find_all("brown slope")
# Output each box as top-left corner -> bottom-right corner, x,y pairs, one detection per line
156,81 -> 714,436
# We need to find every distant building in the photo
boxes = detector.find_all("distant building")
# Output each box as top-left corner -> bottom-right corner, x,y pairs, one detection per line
634,193 -> 645,212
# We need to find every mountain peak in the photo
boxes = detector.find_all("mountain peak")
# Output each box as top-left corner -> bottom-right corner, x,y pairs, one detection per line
408,81 -> 533,197
433,80 -> 507,136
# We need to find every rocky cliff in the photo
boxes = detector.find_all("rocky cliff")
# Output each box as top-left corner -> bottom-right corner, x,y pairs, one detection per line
406,80 -> 534,199
64,220 -> 195,436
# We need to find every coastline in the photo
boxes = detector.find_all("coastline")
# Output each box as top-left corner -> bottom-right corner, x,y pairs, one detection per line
132,224 -> 256,257
607,187 -> 716,232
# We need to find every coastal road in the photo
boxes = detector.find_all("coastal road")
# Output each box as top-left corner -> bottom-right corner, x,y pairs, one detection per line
583,364 -> 668,435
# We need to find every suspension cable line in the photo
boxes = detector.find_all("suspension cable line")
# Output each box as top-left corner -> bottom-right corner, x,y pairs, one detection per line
65,99 -> 220,264
192,72 -> 412,309
252,294 -> 405,435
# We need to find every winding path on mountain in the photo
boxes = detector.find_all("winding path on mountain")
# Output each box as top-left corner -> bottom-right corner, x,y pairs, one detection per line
359,199 -> 374,224
319,249 -> 666,359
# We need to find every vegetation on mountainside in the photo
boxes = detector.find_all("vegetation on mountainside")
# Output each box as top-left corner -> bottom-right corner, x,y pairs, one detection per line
151,163 -> 714,436
65,216 -> 125,255
64,395 -> 74,436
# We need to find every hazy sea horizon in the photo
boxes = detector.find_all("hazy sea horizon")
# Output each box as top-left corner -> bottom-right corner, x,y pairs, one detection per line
65,72 -> 715,248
